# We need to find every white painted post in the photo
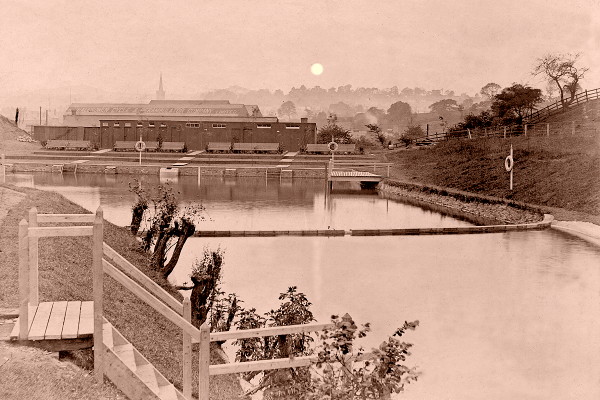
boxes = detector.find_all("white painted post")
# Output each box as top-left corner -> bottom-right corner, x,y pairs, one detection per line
546,123 -> 550,137
509,145 -> 514,191
503,126 -> 506,139
387,164 -> 390,177
183,298 -> 192,400
199,322 -> 210,400
524,124 -> 527,136
28,208 -> 39,306
467,128 -> 472,139
93,207 -> 104,383
19,219 -> 29,340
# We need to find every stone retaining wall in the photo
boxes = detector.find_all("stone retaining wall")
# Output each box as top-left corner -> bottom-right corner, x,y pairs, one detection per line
378,180 -> 544,225
6,163 -> 327,179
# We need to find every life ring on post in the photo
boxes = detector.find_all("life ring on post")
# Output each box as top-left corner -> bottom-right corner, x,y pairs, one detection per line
135,140 -> 146,152
328,141 -> 338,152
504,155 -> 514,172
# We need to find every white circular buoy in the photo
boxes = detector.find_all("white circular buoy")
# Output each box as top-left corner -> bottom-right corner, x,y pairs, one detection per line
504,155 -> 514,171
135,141 -> 146,152
328,142 -> 338,152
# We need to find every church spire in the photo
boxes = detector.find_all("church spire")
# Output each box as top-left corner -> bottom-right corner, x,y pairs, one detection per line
156,73 -> 165,100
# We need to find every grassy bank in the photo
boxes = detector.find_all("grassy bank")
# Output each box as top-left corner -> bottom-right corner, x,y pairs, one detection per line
0,185 -> 244,400
383,134 -> 600,223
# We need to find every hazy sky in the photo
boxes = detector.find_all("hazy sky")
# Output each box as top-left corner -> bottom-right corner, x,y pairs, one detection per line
1,0 -> 598,97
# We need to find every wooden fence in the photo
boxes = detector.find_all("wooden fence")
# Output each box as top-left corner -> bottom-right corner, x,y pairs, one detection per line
526,88 -> 600,124
20,208 -> 104,380
21,208 -> 355,400
412,119 -> 596,146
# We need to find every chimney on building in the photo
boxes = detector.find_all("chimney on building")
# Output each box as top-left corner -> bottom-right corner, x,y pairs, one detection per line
156,73 -> 165,100
301,117 -> 308,123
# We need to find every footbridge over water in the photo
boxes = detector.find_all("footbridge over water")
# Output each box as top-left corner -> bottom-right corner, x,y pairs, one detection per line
326,160 -> 391,189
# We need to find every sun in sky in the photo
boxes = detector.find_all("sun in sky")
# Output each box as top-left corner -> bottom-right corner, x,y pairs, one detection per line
310,63 -> 324,76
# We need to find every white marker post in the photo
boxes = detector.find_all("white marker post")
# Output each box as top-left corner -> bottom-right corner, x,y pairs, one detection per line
135,136 -> 146,165
504,144 -> 514,190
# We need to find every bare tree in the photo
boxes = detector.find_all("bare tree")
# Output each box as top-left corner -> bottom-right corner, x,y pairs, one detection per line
533,53 -> 589,108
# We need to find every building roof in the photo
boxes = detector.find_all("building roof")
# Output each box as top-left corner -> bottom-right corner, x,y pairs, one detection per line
65,100 -> 258,119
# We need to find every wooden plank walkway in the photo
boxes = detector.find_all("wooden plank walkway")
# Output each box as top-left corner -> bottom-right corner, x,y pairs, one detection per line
329,170 -> 383,182
10,301 -> 94,341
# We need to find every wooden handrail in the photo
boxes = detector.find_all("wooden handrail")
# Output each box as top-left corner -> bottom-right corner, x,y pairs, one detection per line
102,243 -> 184,315
527,87 -> 599,122
209,355 -> 317,376
28,226 -> 94,238
102,258 -> 201,341
209,322 -> 334,342
37,214 -> 96,223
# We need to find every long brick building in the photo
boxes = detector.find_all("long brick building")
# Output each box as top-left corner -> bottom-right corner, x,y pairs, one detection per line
34,100 -> 316,152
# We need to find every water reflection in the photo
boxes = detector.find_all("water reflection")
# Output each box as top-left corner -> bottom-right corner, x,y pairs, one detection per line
5,173 -> 600,399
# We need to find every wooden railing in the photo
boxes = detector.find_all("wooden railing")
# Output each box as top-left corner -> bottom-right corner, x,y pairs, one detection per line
23,208 -> 349,400
20,208 -> 104,381
526,88 -> 600,123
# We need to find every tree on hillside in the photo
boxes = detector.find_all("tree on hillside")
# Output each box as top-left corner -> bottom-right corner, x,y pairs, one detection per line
386,101 -> 412,127
533,53 -> 589,108
317,123 -> 353,144
429,99 -> 460,121
278,101 -> 297,120
480,83 -> 501,100
366,123 -> 387,147
400,124 -> 425,147
491,84 -> 542,124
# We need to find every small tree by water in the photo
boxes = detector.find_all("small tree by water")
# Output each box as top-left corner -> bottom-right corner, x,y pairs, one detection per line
129,181 -> 204,278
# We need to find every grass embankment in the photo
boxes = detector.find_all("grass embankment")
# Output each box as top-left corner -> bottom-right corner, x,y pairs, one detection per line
383,134 -> 600,223
0,185 -> 244,400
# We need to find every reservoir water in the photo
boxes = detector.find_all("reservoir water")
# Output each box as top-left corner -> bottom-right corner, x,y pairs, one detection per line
8,173 -> 600,400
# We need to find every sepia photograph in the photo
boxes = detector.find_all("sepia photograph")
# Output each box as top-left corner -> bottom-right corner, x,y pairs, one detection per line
0,1 -> 599,399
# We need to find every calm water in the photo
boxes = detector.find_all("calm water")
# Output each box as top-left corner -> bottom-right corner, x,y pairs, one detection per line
8,173 -> 600,400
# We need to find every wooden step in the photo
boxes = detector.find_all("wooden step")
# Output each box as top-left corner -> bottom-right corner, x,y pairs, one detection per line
113,343 -> 136,370
135,363 -> 160,394
158,383 -> 178,400
103,320 -> 189,400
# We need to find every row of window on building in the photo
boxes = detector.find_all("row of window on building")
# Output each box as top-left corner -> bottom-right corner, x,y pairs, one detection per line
100,122 -> 301,129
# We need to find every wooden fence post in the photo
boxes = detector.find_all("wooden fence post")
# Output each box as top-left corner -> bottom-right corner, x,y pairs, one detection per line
546,123 -> 550,137
199,322 -> 210,400
183,297 -> 192,400
1,154 -> 5,184
19,219 -> 29,340
93,207 -> 104,383
28,208 -> 39,306
571,121 -> 575,136
503,126 -> 506,139
524,124 -> 527,136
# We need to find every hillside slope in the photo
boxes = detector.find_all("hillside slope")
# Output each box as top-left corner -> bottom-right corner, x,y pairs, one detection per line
384,101 -> 600,221
0,115 -> 38,153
